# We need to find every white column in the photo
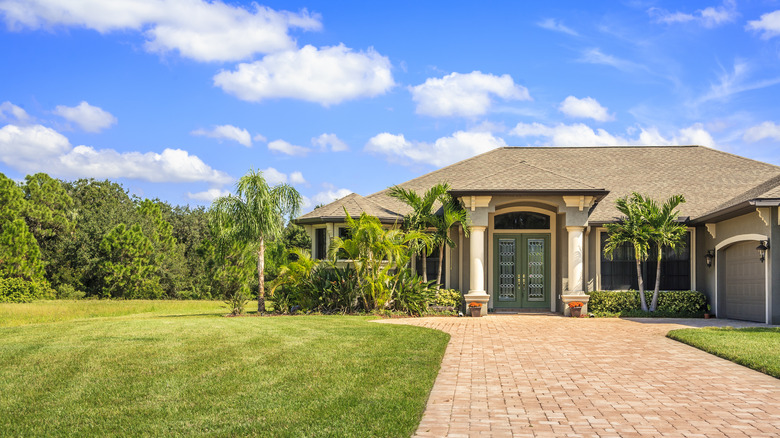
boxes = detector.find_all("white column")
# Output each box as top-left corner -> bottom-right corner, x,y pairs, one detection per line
567,226 -> 584,293
469,226 -> 487,293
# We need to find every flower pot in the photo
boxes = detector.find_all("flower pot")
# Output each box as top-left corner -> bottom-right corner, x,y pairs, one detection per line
570,307 -> 582,318
470,307 -> 482,317
704,313 -> 712,319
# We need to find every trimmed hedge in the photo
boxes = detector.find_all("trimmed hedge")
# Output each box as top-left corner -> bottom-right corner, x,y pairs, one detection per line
587,290 -> 706,317
0,277 -> 56,303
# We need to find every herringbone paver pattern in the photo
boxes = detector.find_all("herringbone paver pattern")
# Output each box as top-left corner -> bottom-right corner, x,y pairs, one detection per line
379,316 -> 780,437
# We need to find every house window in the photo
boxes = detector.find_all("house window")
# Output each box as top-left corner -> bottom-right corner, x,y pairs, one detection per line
415,245 -> 445,284
315,228 -> 326,260
600,232 -> 691,291
494,212 -> 550,230
338,227 -> 351,240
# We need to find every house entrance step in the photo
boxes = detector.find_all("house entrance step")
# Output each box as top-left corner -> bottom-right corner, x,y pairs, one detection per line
491,308 -> 557,315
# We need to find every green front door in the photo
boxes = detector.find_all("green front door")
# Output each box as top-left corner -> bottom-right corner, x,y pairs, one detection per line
493,233 -> 551,309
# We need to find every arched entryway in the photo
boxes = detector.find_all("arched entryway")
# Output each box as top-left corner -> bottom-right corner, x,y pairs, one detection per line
716,235 -> 768,323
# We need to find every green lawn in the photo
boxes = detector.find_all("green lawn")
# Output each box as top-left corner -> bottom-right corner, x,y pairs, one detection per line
668,327 -> 780,378
0,302 -> 449,437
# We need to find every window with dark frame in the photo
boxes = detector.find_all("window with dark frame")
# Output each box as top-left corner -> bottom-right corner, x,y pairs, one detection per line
415,245 -> 444,283
599,232 -> 691,291
494,211 -> 550,230
315,228 -> 326,260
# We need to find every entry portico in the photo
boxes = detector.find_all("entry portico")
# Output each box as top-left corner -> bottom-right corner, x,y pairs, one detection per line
297,146 -> 780,324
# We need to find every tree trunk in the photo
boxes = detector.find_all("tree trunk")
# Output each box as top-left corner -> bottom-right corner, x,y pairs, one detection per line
422,251 -> 427,282
651,246 -> 662,312
436,245 -> 444,287
257,236 -> 265,313
635,257 -> 648,311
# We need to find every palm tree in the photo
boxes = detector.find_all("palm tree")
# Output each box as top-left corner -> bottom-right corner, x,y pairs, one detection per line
430,193 -> 470,286
603,193 -> 653,311
210,169 -> 302,313
640,194 -> 687,312
388,183 -> 448,281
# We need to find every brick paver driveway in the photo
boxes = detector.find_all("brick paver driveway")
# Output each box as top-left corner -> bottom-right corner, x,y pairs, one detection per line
379,315 -> 780,437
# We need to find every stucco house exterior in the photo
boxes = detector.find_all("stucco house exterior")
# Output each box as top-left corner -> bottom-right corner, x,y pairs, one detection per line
296,146 -> 780,324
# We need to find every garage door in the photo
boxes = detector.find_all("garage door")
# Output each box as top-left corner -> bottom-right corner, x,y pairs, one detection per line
722,241 -> 766,323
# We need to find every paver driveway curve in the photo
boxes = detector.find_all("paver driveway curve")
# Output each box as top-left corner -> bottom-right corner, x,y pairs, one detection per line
379,315 -> 780,437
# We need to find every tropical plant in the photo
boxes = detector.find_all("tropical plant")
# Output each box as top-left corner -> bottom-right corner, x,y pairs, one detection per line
430,193 -> 470,286
637,193 -> 687,312
389,269 -> 436,315
603,193 -> 653,311
210,169 -> 302,313
388,183 -> 448,281
99,223 -> 162,299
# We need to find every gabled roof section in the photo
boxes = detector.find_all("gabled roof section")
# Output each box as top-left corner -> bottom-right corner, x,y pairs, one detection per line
296,192 -> 402,224
693,173 -> 780,223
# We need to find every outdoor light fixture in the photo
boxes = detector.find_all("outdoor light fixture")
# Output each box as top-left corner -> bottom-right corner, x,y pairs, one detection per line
757,240 -> 769,263
704,250 -> 714,268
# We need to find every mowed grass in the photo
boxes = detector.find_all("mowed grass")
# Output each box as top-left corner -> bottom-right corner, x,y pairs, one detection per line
0,304 -> 450,437
0,299 -> 228,327
668,327 -> 780,378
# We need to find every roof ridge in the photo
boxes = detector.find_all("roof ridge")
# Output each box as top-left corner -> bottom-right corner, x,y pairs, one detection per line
501,145 -> 702,150
519,161 -> 602,189
706,173 -> 780,215
695,146 -> 780,171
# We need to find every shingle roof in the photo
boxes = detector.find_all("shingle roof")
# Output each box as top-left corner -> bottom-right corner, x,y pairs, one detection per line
297,146 -> 780,224
296,192 -> 402,224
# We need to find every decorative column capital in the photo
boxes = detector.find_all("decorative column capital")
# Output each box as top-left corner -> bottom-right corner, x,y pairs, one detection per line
566,226 -> 586,232
471,225 -> 487,232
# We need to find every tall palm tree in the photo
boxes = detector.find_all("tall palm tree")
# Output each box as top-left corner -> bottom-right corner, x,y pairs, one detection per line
640,193 -> 687,312
388,183 -> 448,281
210,169 -> 302,313
430,193 -> 470,286
603,193 -> 653,311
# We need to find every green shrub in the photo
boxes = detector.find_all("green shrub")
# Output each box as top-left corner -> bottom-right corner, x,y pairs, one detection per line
223,286 -> 249,316
587,290 -> 706,317
56,284 -> 86,300
432,288 -> 463,308
0,277 -> 55,303
390,270 -> 436,316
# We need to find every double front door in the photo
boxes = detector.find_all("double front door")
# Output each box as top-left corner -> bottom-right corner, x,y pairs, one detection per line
493,234 -> 551,309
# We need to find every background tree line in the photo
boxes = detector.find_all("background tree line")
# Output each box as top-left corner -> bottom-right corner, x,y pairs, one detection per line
0,172 -> 309,300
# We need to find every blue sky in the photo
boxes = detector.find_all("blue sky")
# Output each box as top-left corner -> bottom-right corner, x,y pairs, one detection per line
2,0 -> 780,211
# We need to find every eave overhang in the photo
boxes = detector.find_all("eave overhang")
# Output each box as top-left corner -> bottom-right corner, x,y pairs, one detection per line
690,199 -> 780,225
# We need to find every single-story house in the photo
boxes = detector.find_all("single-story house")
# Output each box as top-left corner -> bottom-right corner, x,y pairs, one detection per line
296,146 -> 780,324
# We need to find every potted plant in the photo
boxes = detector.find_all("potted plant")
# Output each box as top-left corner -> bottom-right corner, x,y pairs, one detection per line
704,304 -> 713,319
568,301 -> 584,318
468,302 -> 482,317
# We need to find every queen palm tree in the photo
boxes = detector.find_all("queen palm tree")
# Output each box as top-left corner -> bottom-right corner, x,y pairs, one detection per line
430,193 -> 470,286
640,193 -> 687,312
603,193 -> 653,311
388,183 -> 448,281
210,169 -> 302,313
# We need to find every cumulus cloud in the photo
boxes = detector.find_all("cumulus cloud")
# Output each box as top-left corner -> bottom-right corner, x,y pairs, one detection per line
744,121 -> 780,142
187,188 -> 230,202
214,44 -> 394,105
537,18 -> 578,36
191,124 -> 252,147
649,0 -> 737,28
747,10 -> 780,39
253,133 -> 267,143
0,0 -> 321,62
509,122 -> 715,148
410,71 -> 530,118
366,130 -> 508,167
268,139 -> 310,156
259,167 -> 305,185
558,96 -> 613,122
311,185 -> 352,206
53,101 -> 117,132
312,133 -> 348,152
0,101 -> 31,123
0,123 -> 231,183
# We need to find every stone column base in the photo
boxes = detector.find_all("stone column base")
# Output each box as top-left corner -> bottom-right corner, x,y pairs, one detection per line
562,293 -> 590,316
464,291 -> 490,316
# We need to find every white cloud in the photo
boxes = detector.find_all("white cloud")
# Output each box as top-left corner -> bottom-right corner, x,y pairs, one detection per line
0,101 -> 31,122
253,133 -> 267,143
214,44 -> 394,105
289,171 -> 306,184
311,185 -> 352,206
696,60 -> 780,104
187,188 -> 230,202
259,167 -> 305,186
191,124 -> 252,147
537,18 -> 578,36
410,71 -> 531,118
268,139 -> 310,156
579,48 -> 644,73
366,130 -> 507,167
649,1 -> 737,28
744,121 -> 780,142
312,133 -> 348,152
559,96 -> 613,122
747,10 -> 780,39
0,123 -> 231,183
0,0 -> 321,62
53,101 -> 117,132
509,122 -> 716,148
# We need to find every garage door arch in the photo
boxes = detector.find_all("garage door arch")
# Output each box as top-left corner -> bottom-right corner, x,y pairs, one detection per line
715,234 -> 768,323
